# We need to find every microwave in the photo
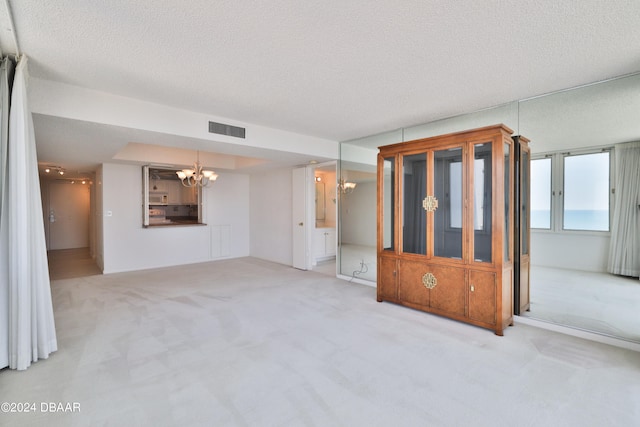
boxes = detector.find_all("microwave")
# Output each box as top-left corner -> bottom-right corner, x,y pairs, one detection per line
149,192 -> 168,205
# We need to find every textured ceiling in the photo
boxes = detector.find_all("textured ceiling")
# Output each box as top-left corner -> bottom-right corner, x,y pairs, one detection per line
9,0 -> 640,142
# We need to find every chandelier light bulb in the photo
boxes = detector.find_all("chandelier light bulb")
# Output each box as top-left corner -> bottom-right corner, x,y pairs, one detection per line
338,178 -> 356,194
176,154 -> 218,188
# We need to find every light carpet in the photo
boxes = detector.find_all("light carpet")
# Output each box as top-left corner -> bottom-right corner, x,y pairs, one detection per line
1,257 -> 639,426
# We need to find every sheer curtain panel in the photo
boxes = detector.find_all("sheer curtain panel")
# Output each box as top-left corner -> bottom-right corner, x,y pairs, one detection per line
607,141 -> 640,279
0,56 -> 57,370
0,57 -> 12,368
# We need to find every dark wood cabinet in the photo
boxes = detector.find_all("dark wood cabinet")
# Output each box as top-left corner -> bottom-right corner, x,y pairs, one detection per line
514,136 -> 531,314
377,124 -> 530,335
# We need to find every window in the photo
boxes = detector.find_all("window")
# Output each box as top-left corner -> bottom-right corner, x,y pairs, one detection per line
531,158 -> 551,229
563,152 -> 610,231
530,150 -> 610,232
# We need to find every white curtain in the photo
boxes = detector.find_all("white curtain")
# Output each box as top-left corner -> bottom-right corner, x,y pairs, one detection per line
607,141 -> 640,279
0,56 -> 57,370
0,57 -> 11,368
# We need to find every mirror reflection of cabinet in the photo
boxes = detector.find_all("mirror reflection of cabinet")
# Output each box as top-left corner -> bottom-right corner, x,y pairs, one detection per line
514,136 -> 531,315
377,124 -> 530,335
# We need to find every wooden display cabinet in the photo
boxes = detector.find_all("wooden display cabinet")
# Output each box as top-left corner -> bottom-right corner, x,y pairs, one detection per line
514,136 -> 531,314
377,124 -> 530,335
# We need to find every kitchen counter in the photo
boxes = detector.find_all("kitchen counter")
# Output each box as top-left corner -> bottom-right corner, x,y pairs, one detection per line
146,218 -> 205,227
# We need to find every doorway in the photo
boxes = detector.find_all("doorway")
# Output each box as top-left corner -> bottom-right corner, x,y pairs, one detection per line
311,163 -> 337,275
43,180 -> 99,279
46,181 -> 90,250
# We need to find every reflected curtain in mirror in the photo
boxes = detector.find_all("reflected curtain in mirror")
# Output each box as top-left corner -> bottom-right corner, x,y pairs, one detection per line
402,154 -> 426,255
607,141 -> 640,278
434,147 -> 463,259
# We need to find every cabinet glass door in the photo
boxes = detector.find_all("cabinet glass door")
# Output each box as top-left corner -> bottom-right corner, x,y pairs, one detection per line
433,147 -> 463,259
521,150 -> 530,256
382,157 -> 395,251
504,142 -> 512,262
402,153 -> 427,255
473,143 -> 492,262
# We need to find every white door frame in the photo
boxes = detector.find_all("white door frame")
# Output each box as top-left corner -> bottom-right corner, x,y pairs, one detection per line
292,162 -> 337,271
308,161 -> 337,271
292,167 -> 311,270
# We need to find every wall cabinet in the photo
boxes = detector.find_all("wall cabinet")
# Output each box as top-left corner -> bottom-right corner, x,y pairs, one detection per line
377,124 -> 530,335
153,180 -> 198,205
166,180 -> 181,205
181,185 -> 198,205
313,228 -> 336,263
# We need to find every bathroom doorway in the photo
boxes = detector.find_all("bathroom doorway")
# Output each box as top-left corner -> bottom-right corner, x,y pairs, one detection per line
311,162 -> 337,275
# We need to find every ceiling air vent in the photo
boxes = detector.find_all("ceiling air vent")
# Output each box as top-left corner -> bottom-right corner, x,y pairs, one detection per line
209,121 -> 246,139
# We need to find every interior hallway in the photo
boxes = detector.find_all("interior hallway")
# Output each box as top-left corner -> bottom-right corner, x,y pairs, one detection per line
1,257 -> 638,426
47,247 -> 101,280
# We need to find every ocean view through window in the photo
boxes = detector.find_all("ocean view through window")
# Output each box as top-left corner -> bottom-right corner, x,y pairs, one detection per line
563,152 -> 610,231
531,151 -> 610,232
531,158 -> 551,229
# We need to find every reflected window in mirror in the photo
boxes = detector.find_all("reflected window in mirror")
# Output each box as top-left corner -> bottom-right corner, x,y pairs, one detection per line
531,157 -> 552,229
563,151 -> 610,231
474,142 -> 492,262
402,153 -> 427,255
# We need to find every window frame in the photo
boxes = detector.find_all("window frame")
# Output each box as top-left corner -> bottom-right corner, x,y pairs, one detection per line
530,147 -> 613,235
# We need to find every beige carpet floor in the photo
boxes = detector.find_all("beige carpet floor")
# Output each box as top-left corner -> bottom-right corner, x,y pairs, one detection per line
48,247 -> 102,280
1,257 -> 639,426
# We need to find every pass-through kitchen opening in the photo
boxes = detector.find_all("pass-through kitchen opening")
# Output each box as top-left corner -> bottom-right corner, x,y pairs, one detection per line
143,166 -> 204,227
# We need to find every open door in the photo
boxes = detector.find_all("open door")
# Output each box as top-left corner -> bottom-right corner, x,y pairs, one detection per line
292,167 -> 309,270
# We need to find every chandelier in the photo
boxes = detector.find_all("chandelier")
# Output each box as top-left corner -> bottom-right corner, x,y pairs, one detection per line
337,178 -> 356,194
176,152 -> 218,187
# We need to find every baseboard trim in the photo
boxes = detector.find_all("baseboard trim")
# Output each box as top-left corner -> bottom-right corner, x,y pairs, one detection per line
515,315 -> 640,352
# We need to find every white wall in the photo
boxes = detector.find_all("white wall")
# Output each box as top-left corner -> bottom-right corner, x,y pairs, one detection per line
95,165 -> 104,271
30,78 -> 338,160
341,181 -> 376,247
531,232 -> 610,272
101,163 -> 250,274
249,168 -> 293,266
204,172 -> 250,258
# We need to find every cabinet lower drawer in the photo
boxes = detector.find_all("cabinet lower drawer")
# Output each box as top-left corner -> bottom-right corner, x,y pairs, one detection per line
397,260 -> 465,317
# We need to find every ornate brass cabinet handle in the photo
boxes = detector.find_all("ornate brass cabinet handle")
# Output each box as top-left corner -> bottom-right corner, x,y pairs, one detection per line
422,195 -> 438,212
422,272 -> 437,289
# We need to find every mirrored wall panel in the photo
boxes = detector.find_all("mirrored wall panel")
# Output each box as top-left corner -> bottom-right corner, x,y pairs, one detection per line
340,73 -> 640,343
